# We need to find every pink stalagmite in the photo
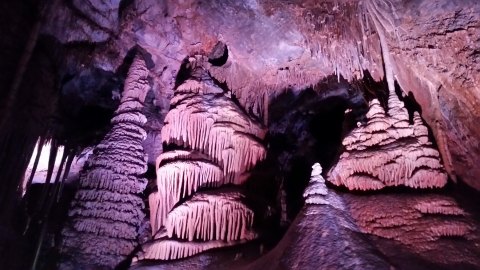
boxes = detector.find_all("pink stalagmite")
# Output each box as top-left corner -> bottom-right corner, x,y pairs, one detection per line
138,57 -> 266,261
328,86 -> 448,190
60,55 -> 150,268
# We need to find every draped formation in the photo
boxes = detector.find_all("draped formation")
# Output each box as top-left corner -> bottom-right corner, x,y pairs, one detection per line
328,87 -> 447,190
136,58 -> 267,261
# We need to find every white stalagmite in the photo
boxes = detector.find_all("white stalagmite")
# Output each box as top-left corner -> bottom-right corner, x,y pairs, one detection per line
60,55 -> 150,268
328,94 -> 447,190
141,61 -> 266,262
303,163 -> 329,205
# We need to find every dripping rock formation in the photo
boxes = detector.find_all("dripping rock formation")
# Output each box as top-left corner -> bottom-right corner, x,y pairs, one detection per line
135,59 -> 267,262
59,56 -> 150,269
328,90 -> 448,190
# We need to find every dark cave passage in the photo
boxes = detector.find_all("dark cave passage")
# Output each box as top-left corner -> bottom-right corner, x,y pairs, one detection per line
265,76 -> 371,223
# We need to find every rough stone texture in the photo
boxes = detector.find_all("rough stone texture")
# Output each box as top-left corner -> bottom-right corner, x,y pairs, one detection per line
246,164 -> 392,270
344,192 -> 480,268
59,56 -> 150,269
42,0 -> 111,43
328,91 -> 448,190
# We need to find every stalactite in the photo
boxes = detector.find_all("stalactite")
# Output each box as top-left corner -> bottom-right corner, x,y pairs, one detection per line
165,190 -> 255,242
160,79 -> 266,176
24,136 -> 46,192
152,160 -> 225,233
429,223 -> 473,239
57,149 -> 76,202
139,58 -> 267,262
42,145 -> 68,211
37,140 -> 59,212
328,97 -> 447,190
60,55 -> 150,268
0,0 -> 59,132
366,0 -> 397,94
414,199 -> 466,216
136,234 -> 257,261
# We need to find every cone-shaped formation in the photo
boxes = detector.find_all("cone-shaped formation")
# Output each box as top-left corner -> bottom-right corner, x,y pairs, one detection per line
303,163 -> 329,205
60,56 -> 150,268
139,61 -> 266,261
328,90 -> 448,190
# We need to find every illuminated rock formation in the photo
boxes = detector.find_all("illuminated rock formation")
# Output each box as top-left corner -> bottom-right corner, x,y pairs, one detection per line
138,190 -> 257,261
347,193 -> 480,266
328,89 -> 448,190
60,56 -> 150,268
137,58 -> 266,261
303,163 -> 328,205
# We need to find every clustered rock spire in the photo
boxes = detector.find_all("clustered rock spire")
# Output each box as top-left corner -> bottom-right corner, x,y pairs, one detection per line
328,87 -> 448,190
60,56 -> 150,268
303,163 -> 329,205
136,57 -> 267,261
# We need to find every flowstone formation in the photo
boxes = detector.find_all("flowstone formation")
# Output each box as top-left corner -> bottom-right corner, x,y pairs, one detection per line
60,56 -> 150,268
135,58 -> 267,261
328,88 -> 448,190
346,193 -> 480,267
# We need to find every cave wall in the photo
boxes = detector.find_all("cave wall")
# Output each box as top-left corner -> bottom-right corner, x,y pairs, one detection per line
381,0 -> 480,189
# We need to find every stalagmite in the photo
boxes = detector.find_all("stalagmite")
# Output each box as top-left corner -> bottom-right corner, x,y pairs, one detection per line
60,55 -> 150,268
139,57 -> 267,262
303,163 -> 329,205
328,91 -> 448,190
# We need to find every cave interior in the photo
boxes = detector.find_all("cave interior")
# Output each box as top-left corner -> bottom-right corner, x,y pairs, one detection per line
1,0 -> 480,269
